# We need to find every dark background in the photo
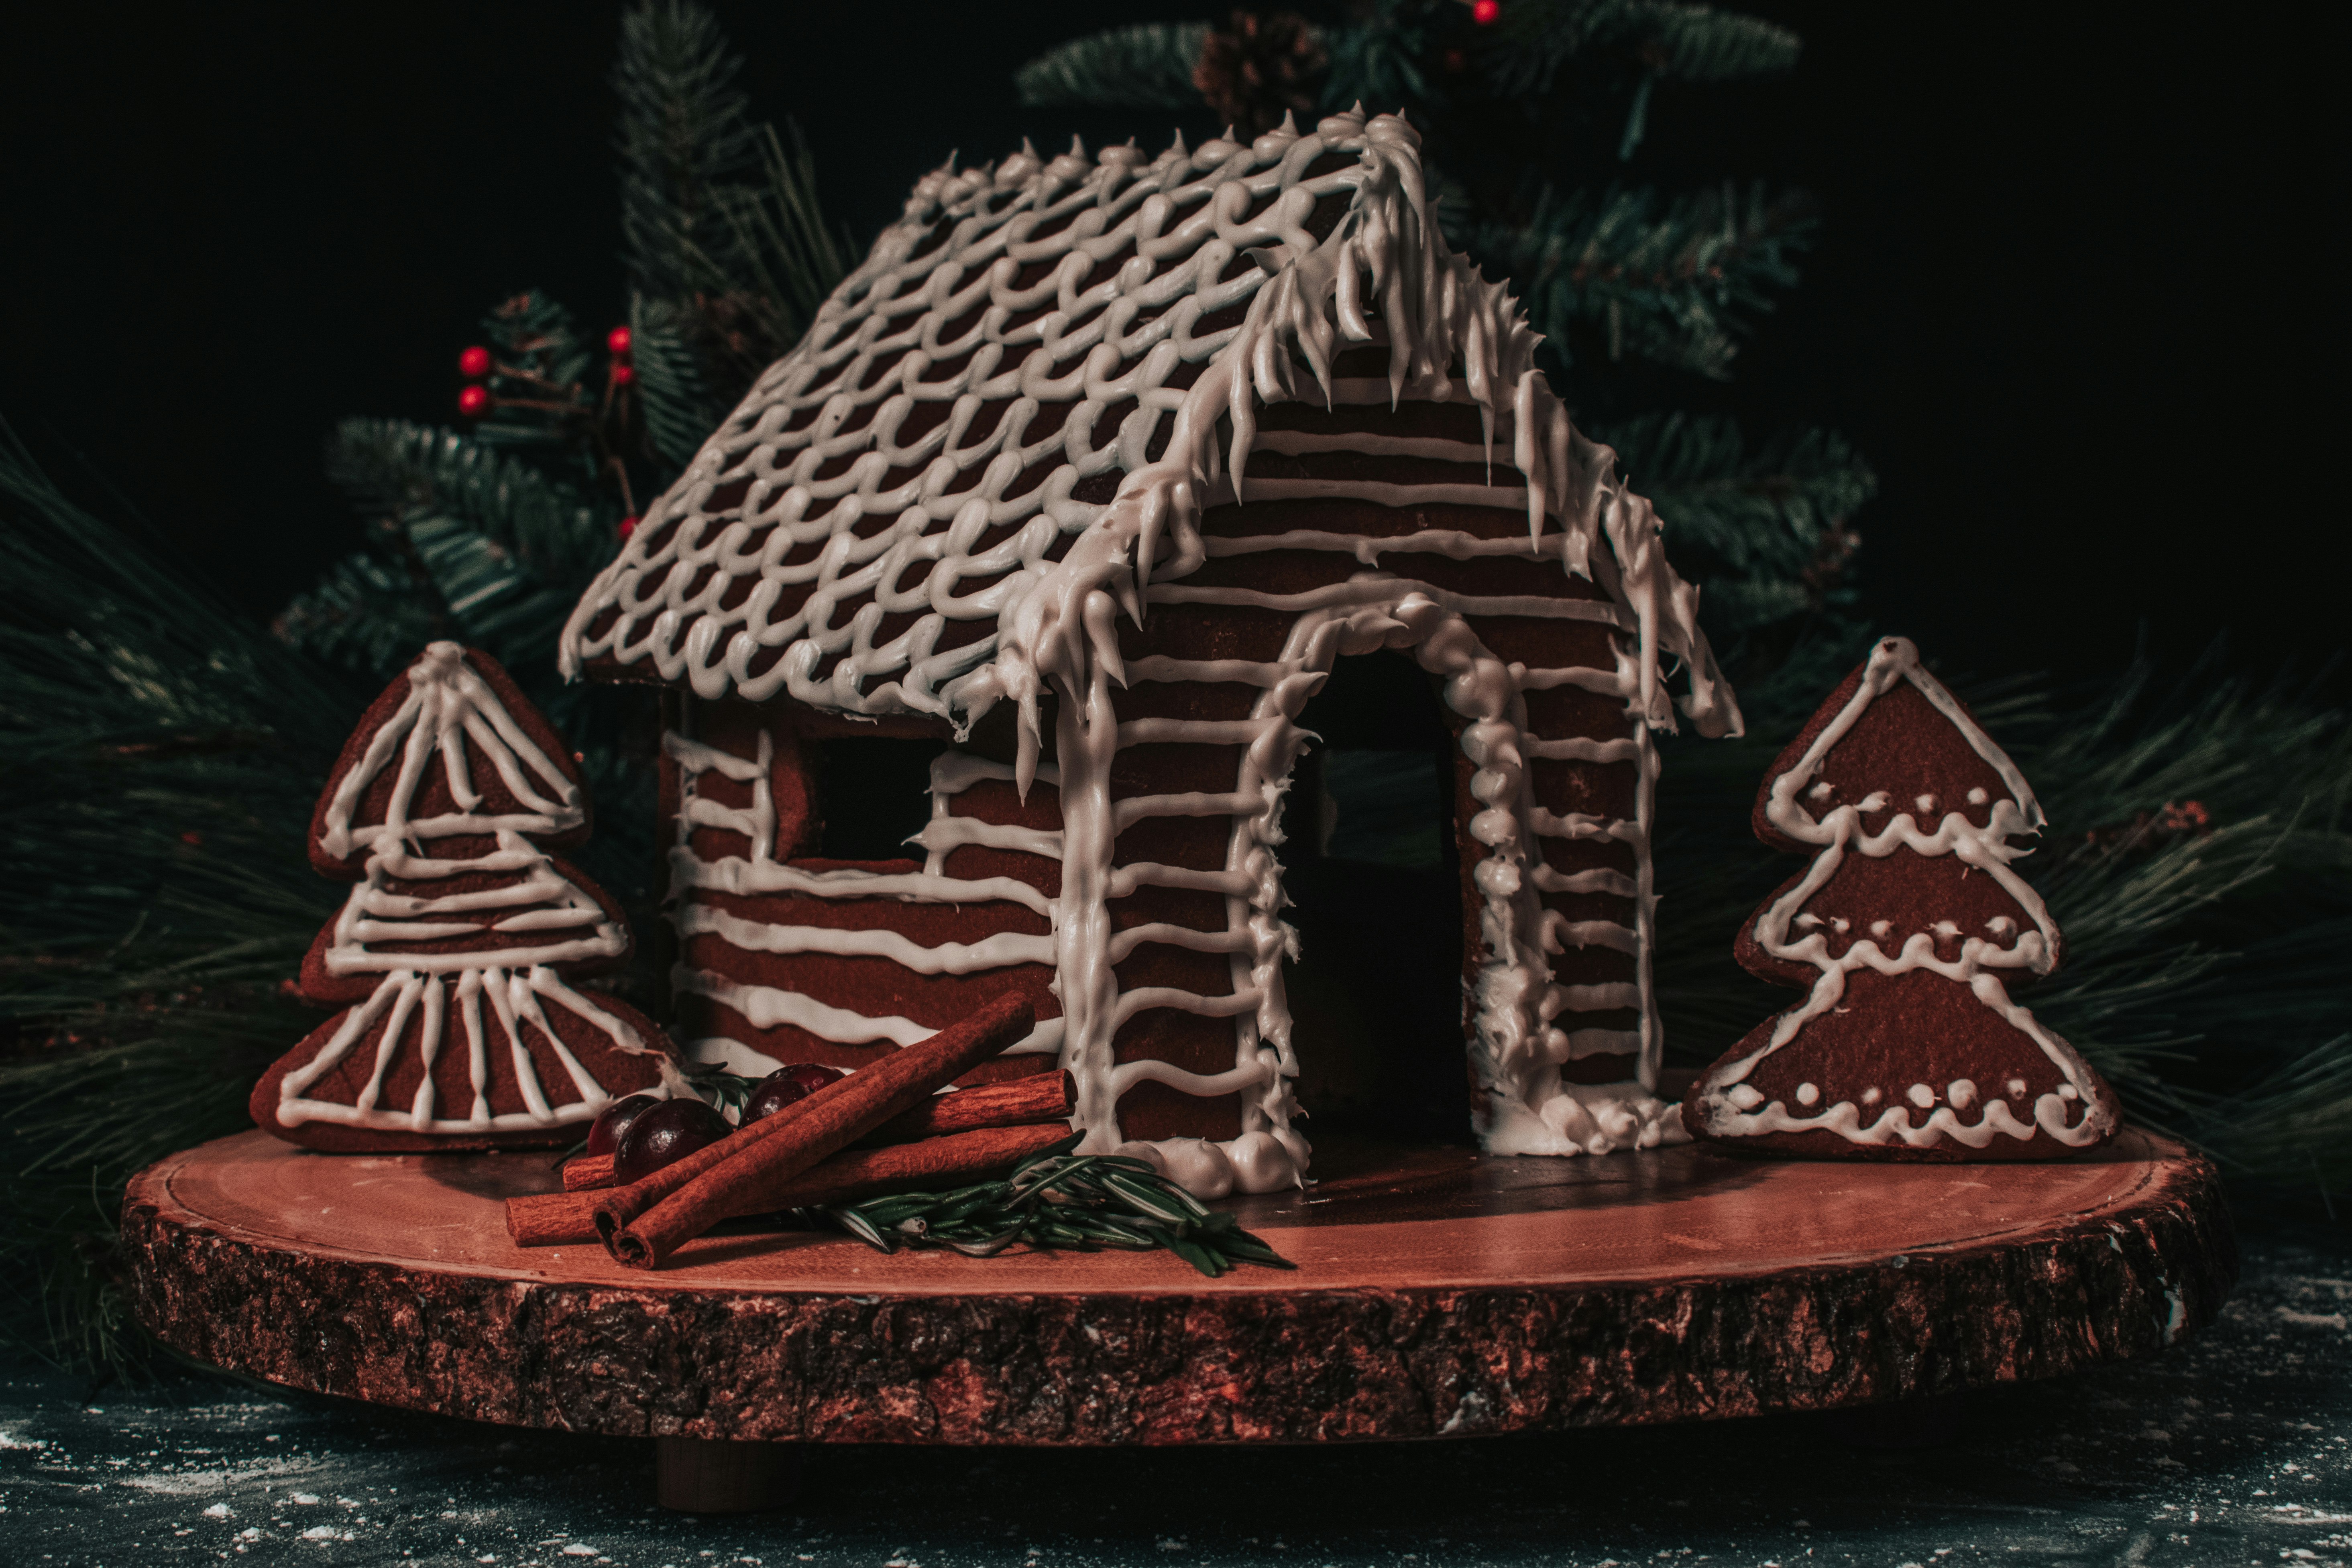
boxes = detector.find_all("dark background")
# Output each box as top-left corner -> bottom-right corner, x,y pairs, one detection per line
2,3 -> 2332,693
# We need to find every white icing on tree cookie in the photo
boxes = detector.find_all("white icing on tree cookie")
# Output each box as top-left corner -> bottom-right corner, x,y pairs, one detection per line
1687,637 -> 2118,1153
277,644 -> 669,1135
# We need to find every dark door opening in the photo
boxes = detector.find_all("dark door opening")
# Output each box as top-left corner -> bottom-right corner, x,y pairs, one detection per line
1279,649 -> 1472,1144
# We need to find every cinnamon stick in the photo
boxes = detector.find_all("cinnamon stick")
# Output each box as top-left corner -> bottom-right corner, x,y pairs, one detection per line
507,1066 -> 1073,1248
598,991 -> 1035,1268
860,1069 -> 1073,1145
561,1153 -> 617,1191
503,1122 -> 1072,1248
766,1122 -> 1072,1210
507,1187 -> 602,1247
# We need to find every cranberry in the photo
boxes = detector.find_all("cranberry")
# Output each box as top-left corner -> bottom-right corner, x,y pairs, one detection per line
740,1063 -> 848,1126
781,1062 -> 846,1096
584,1093 -> 660,1157
612,1098 -> 731,1185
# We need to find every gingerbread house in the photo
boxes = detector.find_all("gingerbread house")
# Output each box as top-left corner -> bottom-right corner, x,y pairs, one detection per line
559,108 -> 1741,1195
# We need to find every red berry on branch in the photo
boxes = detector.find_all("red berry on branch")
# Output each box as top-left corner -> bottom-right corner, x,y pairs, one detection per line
1472,0 -> 1500,22
617,515 -> 639,541
611,363 -> 637,387
457,385 -> 491,417
607,325 -> 633,355
458,345 -> 492,379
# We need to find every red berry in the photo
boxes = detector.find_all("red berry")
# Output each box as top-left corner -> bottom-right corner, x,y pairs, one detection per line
740,1072 -> 809,1127
741,1064 -> 843,1126
584,1093 -> 660,1157
607,325 -> 633,356
1471,0 -> 1499,21
617,515 -> 638,541
612,1098 -> 731,1185
781,1063 -> 846,1096
458,345 -> 492,379
611,363 -> 636,387
457,385 -> 491,417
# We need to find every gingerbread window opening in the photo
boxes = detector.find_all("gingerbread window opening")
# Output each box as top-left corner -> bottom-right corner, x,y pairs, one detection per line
815,737 -> 943,864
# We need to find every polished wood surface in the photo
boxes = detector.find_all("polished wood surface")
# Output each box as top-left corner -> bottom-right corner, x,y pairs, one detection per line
122,1127 -> 2234,1445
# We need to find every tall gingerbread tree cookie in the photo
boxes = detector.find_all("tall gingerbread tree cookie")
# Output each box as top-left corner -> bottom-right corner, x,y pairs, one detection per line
1683,637 -> 2120,1160
251,643 -> 678,1152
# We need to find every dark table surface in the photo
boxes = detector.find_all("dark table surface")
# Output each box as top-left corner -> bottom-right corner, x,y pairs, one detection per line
3,1216 -> 2346,1568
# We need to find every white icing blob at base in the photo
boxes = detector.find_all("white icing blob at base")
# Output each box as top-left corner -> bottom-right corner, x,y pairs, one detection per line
1517,1079 -> 1691,1157
1117,1130 -> 1311,1198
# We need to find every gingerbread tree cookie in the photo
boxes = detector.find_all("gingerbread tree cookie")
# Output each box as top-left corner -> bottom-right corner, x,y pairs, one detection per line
1682,637 -> 2119,1160
251,643 -> 677,1152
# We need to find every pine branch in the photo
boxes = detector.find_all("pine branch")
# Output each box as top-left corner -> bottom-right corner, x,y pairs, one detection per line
0,438 -> 356,1375
629,295 -> 727,467
326,418 -> 610,584
1014,22 -> 1214,111
1485,0 -> 1800,98
687,124 -> 855,385
1593,412 -> 1873,670
614,0 -> 761,304
1466,182 -> 1816,380
1322,3 -> 1433,114
826,1139 -> 1294,1277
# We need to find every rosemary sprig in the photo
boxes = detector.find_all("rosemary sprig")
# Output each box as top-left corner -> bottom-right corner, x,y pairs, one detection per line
820,1135 -> 1295,1277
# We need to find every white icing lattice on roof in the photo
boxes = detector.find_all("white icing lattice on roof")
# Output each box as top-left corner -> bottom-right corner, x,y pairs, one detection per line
561,107 -> 1734,740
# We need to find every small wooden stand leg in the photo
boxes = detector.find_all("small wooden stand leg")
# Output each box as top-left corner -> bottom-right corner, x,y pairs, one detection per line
654,1437 -> 804,1513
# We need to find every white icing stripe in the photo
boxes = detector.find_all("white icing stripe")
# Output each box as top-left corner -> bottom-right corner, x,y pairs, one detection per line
1107,922 -> 1254,963
1248,428 -> 1503,463
1107,862 -> 1255,899
1530,809 -> 1639,843
674,965 -> 934,1047
671,849 -> 1056,919
1201,529 -> 1573,562
932,751 -> 1061,796
1144,580 -> 1631,626
1549,982 -> 1643,1012
1218,477 -> 1542,510
1513,664 -> 1632,694
1539,914 -> 1641,955
1532,864 -> 1639,898
1111,985 -> 1261,1030
1113,717 -> 1273,747
1526,735 -> 1637,763
1107,1055 -> 1274,1100
1111,790 -> 1258,830
668,987 -> 1063,1062
1561,1028 -> 1643,1060
676,904 -> 1055,973
278,965 -> 658,1134
909,814 -> 1063,860
1124,655 -> 1293,688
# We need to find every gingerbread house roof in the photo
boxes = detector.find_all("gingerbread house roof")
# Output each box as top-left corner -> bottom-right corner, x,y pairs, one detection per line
559,108 -> 1740,747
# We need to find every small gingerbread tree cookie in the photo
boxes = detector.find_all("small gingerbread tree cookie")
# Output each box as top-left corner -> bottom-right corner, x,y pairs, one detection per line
1682,636 -> 2119,1160
250,643 -> 678,1152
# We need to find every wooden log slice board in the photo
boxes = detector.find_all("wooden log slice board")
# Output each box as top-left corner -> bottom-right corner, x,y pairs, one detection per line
121,1127 -> 2235,1446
